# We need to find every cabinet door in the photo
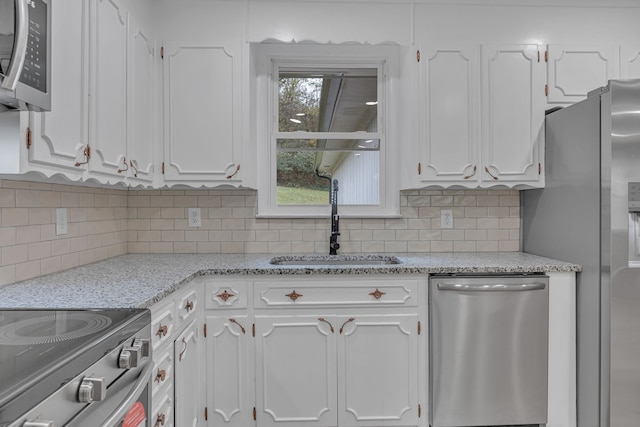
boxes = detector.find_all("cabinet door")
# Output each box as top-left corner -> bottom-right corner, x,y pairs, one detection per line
174,319 -> 200,427
205,315 -> 253,427
621,46 -> 640,79
126,13 -> 155,183
481,44 -> 545,187
337,314 -> 419,427
89,0 -> 128,178
162,41 -> 243,184
255,315 -> 338,427
418,44 -> 479,186
27,0 -> 89,177
547,44 -> 618,104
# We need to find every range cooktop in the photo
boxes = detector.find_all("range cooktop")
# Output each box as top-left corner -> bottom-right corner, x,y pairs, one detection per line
0,308 -> 150,418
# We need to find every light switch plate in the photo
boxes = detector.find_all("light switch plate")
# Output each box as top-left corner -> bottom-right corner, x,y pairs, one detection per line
56,208 -> 68,235
188,208 -> 201,227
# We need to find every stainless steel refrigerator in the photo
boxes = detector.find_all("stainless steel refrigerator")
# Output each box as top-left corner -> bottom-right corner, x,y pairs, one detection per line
523,79 -> 640,427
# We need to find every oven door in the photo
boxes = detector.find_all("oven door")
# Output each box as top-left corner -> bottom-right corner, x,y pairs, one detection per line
68,362 -> 152,427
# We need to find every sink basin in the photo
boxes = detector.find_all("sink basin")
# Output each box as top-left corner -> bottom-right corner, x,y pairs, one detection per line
269,255 -> 402,266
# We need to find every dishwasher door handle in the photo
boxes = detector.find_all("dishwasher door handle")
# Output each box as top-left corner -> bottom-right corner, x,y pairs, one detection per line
437,282 -> 546,291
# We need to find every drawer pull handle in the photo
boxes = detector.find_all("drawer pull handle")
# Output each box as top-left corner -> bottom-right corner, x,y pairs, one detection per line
156,324 -> 168,338
179,337 -> 188,362
318,317 -> 335,333
154,369 -> 166,383
340,317 -> 355,334
184,300 -> 194,311
155,413 -> 165,427
369,288 -> 386,300
229,318 -> 246,334
286,290 -> 303,302
217,290 -> 235,302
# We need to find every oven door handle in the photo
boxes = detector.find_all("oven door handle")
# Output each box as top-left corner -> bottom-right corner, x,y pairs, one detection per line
100,362 -> 153,427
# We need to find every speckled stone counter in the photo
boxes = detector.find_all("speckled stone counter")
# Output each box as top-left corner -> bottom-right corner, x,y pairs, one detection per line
0,252 -> 580,309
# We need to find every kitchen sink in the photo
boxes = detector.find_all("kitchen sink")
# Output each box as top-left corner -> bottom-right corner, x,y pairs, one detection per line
269,255 -> 402,266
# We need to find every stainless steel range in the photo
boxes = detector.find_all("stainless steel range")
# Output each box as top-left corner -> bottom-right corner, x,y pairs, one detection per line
0,308 -> 151,427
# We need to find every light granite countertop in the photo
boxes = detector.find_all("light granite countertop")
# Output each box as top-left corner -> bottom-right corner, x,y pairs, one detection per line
0,252 -> 580,309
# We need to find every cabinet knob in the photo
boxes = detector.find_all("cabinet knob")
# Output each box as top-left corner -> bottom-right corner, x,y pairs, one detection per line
217,290 -> 235,302
184,300 -> 194,311
369,288 -> 386,300
156,324 -> 168,338
155,369 -> 167,383
286,290 -> 303,301
154,413 -> 166,427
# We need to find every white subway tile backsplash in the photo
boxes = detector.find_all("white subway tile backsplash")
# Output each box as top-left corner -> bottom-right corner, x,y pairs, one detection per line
0,180 -> 521,285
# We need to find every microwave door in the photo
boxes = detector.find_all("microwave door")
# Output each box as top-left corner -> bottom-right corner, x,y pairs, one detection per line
0,0 -> 28,91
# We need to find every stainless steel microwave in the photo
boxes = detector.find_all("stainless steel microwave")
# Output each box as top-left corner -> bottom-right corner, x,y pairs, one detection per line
0,0 -> 51,112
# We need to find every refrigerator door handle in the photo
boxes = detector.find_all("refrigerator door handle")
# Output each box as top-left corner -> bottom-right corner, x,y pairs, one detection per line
437,282 -> 546,292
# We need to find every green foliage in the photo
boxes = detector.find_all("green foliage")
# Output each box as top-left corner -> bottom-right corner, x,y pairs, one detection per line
277,186 -> 330,205
277,76 -> 328,192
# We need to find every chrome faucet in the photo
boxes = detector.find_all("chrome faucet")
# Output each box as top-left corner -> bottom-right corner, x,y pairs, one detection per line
330,179 -> 340,255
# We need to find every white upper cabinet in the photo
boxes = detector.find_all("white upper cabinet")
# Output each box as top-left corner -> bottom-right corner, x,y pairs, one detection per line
161,41 -> 243,185
88,0 -> 128,180
415,43 -> 545,189
88,0 -> 155,184
126,13 -> 155,184
546,44 -> 619,104
27,0 -> 89,179
481,44 -> 545,186
417,45 -> 479,186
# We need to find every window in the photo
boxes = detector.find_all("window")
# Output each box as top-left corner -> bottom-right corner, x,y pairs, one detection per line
254,44 -> 400,217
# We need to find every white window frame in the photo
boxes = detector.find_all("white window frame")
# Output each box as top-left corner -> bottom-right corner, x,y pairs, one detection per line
253,43 -> 400,218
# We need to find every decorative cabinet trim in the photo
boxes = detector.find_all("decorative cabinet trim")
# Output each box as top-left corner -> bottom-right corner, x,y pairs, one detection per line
151,304 -> 176,353
254,280 -> 418,308
206,282 -> 248,309
546,44 -> 619,104
151,349 -> 174,398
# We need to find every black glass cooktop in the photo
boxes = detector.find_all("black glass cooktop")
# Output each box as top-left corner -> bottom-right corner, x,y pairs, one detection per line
0,308 -> 150,416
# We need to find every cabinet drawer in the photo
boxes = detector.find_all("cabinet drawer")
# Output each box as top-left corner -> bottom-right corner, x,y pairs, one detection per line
152,388 -> 174,427
254,279 -> 419,308
151,348 -> 174,399
205,281 -> 249,309
175,287 -> 198,329
151,304 -> 175,353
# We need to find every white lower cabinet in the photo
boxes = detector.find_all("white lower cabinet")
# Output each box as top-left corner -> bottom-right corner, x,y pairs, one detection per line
150,282 -> 202,427
205,315 -> 253,426
254,313 -> 419,427
150,272 -> 575,427
174,319 -> 201,427
253,277 -> 423,427
254,315 -> 338,427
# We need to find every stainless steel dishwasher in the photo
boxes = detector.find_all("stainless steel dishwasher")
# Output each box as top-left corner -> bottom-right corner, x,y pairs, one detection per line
429,274 -> 549,427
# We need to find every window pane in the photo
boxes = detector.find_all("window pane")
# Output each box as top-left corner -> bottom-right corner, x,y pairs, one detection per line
277,138 -> 380,151
278,68 -> 378,133
276,149 -> 379,206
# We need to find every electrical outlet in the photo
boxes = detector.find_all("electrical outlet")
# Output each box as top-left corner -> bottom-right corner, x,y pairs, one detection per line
56,208 -> 68,235
440,209 -> 453,229
188,208 -> 201,228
